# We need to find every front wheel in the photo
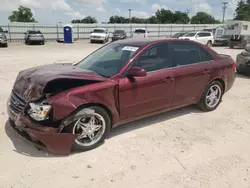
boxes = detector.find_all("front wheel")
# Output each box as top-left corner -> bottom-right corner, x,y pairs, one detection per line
63,106 -> 111,152
197,81 -> 224,111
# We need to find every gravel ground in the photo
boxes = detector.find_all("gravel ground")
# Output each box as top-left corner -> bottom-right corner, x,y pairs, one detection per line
0,41 -> 250,188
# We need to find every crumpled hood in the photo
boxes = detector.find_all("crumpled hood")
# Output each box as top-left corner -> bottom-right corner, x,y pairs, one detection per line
13,63 -> 107,102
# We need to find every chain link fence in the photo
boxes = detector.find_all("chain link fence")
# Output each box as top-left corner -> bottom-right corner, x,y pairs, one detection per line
0,22 -> 224,42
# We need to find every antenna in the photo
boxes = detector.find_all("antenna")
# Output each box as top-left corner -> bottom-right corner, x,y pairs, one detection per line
222,1 -> 228,23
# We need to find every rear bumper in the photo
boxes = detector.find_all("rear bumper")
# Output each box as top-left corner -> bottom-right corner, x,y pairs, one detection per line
7,100 -> 78,155
27,38 -> 44,42
0,39 -> 7,44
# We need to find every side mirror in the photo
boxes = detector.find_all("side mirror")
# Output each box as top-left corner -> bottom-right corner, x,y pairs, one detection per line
24,32 -> 27,34
4,30 -> 8,33
127,67 -> 147,77
90,31 -> 93,33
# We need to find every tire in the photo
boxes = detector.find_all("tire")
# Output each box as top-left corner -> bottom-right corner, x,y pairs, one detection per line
3,43 -> 8,48
41,41 -> 45,45
63,106 -> 111,152
236,67 -> 243,74
206,40 -> 212,47
197,81 -> 224,112
90,40 -> 93,43
229,45 -> 233,49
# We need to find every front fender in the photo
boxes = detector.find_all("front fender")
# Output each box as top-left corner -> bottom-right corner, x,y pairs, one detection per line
47,81 -> 120,124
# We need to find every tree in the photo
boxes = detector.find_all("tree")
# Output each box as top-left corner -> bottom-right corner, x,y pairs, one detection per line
8,6 -> 36,22
147,16 -> 159,24
109,16 -> 129,23
234,0 -> 250,21
191,12 -> 221,24
173,11 -> 190,24
155,9 -> 174,23
71,16 -> 97,24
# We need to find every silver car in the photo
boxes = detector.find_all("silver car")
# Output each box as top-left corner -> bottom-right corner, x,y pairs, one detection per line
0,27 -> 8,48
24,30 -> 45,45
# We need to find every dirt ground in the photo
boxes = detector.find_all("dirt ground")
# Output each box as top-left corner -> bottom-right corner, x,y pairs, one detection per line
0,41 -> 250,188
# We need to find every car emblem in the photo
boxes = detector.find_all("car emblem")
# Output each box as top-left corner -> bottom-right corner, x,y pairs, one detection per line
13,100 -> 19,106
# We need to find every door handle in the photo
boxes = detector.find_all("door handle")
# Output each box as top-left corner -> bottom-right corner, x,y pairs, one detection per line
164,76 -> 175,82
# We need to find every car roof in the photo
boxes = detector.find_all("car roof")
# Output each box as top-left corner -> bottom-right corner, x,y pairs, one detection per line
94,28 -> 106,30
113,38 -> 202,47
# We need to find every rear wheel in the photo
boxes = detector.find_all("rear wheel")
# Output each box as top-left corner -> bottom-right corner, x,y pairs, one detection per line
229,45 -> 234,49
197,81 -> 224,112
41,41 -> 45,45
206,40 -> 212,47
3,43 -> 8,48
63,106 -> 111,152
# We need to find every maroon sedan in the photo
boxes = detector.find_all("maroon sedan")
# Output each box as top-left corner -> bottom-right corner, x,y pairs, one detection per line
7,38 -> 236,154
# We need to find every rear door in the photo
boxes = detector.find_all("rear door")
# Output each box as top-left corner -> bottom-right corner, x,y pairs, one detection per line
196,32 -> 207,44
169,41 -> 215,107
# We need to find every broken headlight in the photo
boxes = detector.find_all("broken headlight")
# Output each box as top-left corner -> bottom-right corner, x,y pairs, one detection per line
27,103 -> 52,121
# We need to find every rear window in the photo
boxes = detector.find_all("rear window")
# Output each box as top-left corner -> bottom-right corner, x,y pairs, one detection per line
114,30 -> 124,34
134,29 -> 146,33
29,31 -> 42,34
184,32 -> 196,37
93,29 -> 105,33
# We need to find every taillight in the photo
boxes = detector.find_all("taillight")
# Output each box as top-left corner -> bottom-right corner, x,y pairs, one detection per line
232,61 -> 236,71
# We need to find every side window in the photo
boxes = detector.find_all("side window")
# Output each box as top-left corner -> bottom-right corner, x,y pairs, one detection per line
131,43 -> 172,72
169,42 -> 201,66
199,47 -> 214,62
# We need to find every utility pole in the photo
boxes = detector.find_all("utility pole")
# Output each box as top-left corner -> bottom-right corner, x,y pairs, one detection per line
129,9 -> 132,37
222,1 -> 228,23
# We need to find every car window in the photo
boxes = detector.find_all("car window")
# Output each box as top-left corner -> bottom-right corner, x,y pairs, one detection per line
198,32 -> 211,37
134,29 -> 146,33
183,32 -> 196,37
0,27 -> 3,32
131,43 -> 172,72
199,48 -> 214,62
168,42 -> 201,66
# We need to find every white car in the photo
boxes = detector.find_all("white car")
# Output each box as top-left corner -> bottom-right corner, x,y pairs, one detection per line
131,28 -> 149,38
90,28 -> 109,43
179,31 -> 214,47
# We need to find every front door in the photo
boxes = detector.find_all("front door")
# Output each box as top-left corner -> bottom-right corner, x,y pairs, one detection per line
168,41 -> 214,107
119,43 -> 175,120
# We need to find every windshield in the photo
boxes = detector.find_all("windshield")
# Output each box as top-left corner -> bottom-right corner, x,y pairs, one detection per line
173,32 -> 185,37
183,32 -> 196,37
29,31 -> 42,34
134,29 -> 146,33
114,30 -> 124,34
0,27 -> 3,32
76,43 -> 140,78
93,29 -> 105,33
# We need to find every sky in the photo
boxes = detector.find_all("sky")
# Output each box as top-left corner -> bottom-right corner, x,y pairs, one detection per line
0,0 -> 239,24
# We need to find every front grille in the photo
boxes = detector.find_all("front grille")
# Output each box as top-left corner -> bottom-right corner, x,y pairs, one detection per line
9,90 -> 27,114
92,36 -> 101,38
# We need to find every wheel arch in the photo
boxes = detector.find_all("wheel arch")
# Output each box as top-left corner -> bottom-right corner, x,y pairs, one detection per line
76,103 -> 113,124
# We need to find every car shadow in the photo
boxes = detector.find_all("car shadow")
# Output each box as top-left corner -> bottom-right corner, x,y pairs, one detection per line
108,105 -> 203,138
5,105 -> 204,158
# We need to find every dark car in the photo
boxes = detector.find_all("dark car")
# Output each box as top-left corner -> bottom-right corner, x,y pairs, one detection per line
25,30 -> 45,45
236,46 -> 250,74
112,30 -> 127,41
228,34 -> 250,49
0,27 -> 8,47
171,32 -> 187,38
213,35 -> 231,46
7,38 -> 236,154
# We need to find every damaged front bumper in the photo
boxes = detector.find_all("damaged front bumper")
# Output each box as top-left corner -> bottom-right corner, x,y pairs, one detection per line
7,100 -> 78,155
